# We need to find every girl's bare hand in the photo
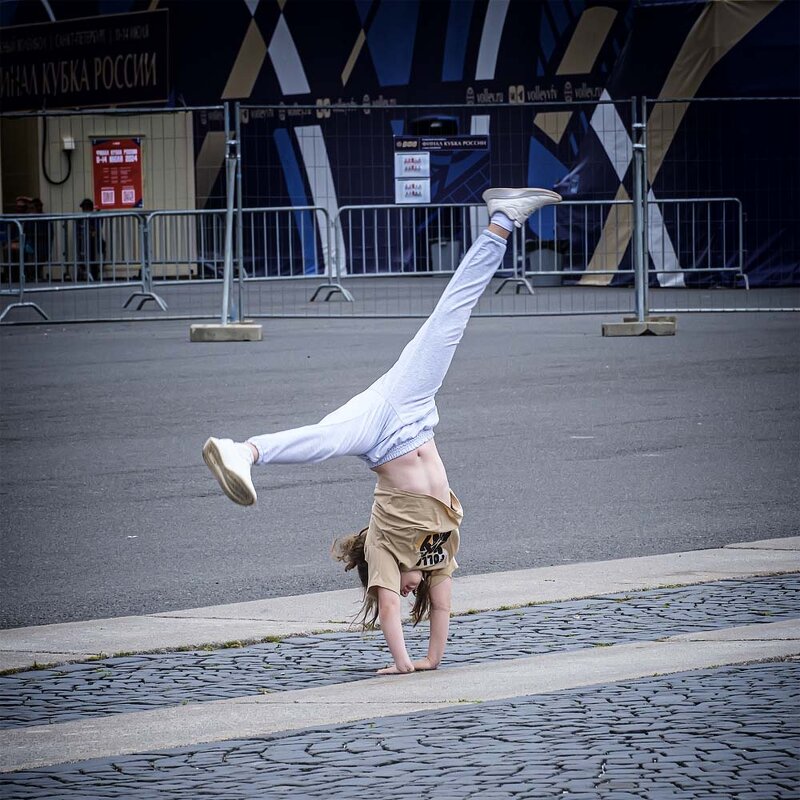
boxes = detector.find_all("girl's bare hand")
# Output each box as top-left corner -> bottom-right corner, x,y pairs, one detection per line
412,657 -> 438,671
376,664 -> 415,675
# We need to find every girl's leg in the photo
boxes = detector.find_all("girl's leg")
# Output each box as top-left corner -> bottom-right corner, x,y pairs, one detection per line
245,226 -> 510,468
371,188 -> 561,422
204,188 -> 560,505
370,230 -> 507,423
203,387 -> 393,506
206,264 -> 476,503
246,386 -> 393,465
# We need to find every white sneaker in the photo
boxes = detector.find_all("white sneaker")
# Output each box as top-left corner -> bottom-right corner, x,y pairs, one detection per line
483,187 -> 562,227
202,437 -> 257,506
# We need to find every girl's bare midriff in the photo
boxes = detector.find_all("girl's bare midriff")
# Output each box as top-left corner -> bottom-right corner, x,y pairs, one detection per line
373,439 -> 451,505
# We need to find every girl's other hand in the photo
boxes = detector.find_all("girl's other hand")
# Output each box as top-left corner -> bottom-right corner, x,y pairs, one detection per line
376,663 -> 415,675
412,657 -> 438,671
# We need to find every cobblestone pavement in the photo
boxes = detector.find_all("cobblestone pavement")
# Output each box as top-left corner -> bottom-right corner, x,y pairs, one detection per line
2,574 -> 798,729
2,661 -> 797,799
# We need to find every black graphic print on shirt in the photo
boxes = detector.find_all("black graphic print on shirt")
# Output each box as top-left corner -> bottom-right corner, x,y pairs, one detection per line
415,531 -> 452,568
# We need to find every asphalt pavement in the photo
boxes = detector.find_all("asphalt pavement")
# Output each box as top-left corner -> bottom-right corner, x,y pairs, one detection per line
1,311 -> 798,627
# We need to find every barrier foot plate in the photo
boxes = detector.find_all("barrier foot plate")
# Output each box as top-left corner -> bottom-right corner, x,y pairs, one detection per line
494,277 -> 535,295
190,323 -> 263,342
0,302 -> 49,323
309,283 -> 354,302
123,292 -> 169,312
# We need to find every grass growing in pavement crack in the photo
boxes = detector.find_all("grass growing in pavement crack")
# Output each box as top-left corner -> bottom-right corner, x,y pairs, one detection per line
85,652 -> 110,661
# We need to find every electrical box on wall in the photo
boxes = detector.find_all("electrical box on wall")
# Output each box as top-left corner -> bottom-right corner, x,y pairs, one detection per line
61,136 -> 76,151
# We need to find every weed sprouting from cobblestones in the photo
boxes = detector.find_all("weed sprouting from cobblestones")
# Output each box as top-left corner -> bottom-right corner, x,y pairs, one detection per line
85,653 -> 109,662
169,635 -> 288,655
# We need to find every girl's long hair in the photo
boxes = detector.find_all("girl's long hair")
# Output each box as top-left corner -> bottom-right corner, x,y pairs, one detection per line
331,528 -> 432,628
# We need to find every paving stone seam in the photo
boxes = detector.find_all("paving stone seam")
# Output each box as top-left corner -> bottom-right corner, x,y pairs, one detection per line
2,654 -> 798,776
5,622 -> 798,723
2,575 -> 798,730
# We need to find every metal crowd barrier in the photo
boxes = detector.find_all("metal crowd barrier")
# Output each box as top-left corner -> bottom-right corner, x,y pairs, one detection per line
236,206 -> 345,301
147,209 -> 227,283
147,207 -> 332,279
335,203 -> 480,277
646,197 -> 746,288
333,200 -> 635,290
0,196 -> 753,323
0,211 -> 144,287
0,218 -> 47,322
0,207 -> 335,322
0,211 -> 167,319
331,197 -> 745,294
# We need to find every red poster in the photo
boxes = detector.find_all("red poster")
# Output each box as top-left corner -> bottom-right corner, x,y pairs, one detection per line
91,138 -> 143,210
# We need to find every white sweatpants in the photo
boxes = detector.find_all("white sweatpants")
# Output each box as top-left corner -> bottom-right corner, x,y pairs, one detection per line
248,230 -> 507,469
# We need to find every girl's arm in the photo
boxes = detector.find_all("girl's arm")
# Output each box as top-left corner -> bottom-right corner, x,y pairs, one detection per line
414,576 -> 451,670
376,587 -> 415,674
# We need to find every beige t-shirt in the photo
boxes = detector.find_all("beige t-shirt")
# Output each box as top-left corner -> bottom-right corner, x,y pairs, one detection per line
364,486 -> 463,596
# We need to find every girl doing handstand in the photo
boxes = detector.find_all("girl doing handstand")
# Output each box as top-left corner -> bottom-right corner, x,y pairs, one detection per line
203,187 -> 561,674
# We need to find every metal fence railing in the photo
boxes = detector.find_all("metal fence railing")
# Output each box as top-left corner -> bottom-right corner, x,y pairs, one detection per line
0,211 -> 146,287
0,211 -> 161,320
0,194 -> 780,322
0,218 -> 47,322
2,97 -> 798,323
147,209 -> 227,282
646,197 -> 746,288
1,103 -> 233,322
248,200 -> 640,319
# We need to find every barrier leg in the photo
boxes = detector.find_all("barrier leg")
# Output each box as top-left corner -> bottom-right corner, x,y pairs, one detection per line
310,219 -> 353,302
0,301 -> 49,323
309,282 -> 355,302
493,233 -> 534,295
0,228 -> 49,322
123,217 -> 168,311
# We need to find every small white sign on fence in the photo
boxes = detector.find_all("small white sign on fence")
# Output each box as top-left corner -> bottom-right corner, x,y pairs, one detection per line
394,179 -> 431,204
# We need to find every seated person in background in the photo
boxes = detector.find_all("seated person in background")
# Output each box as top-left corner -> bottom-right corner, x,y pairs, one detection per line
75,198 -> 106,281
2,196 -> 31,283
23,198 -> 53,282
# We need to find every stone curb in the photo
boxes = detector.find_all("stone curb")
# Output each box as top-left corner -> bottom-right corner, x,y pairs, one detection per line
1,537 -> 797,672
1,619 -> 797,772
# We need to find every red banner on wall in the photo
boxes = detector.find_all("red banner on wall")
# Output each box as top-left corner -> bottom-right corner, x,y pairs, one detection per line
91,138 -> 144,210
